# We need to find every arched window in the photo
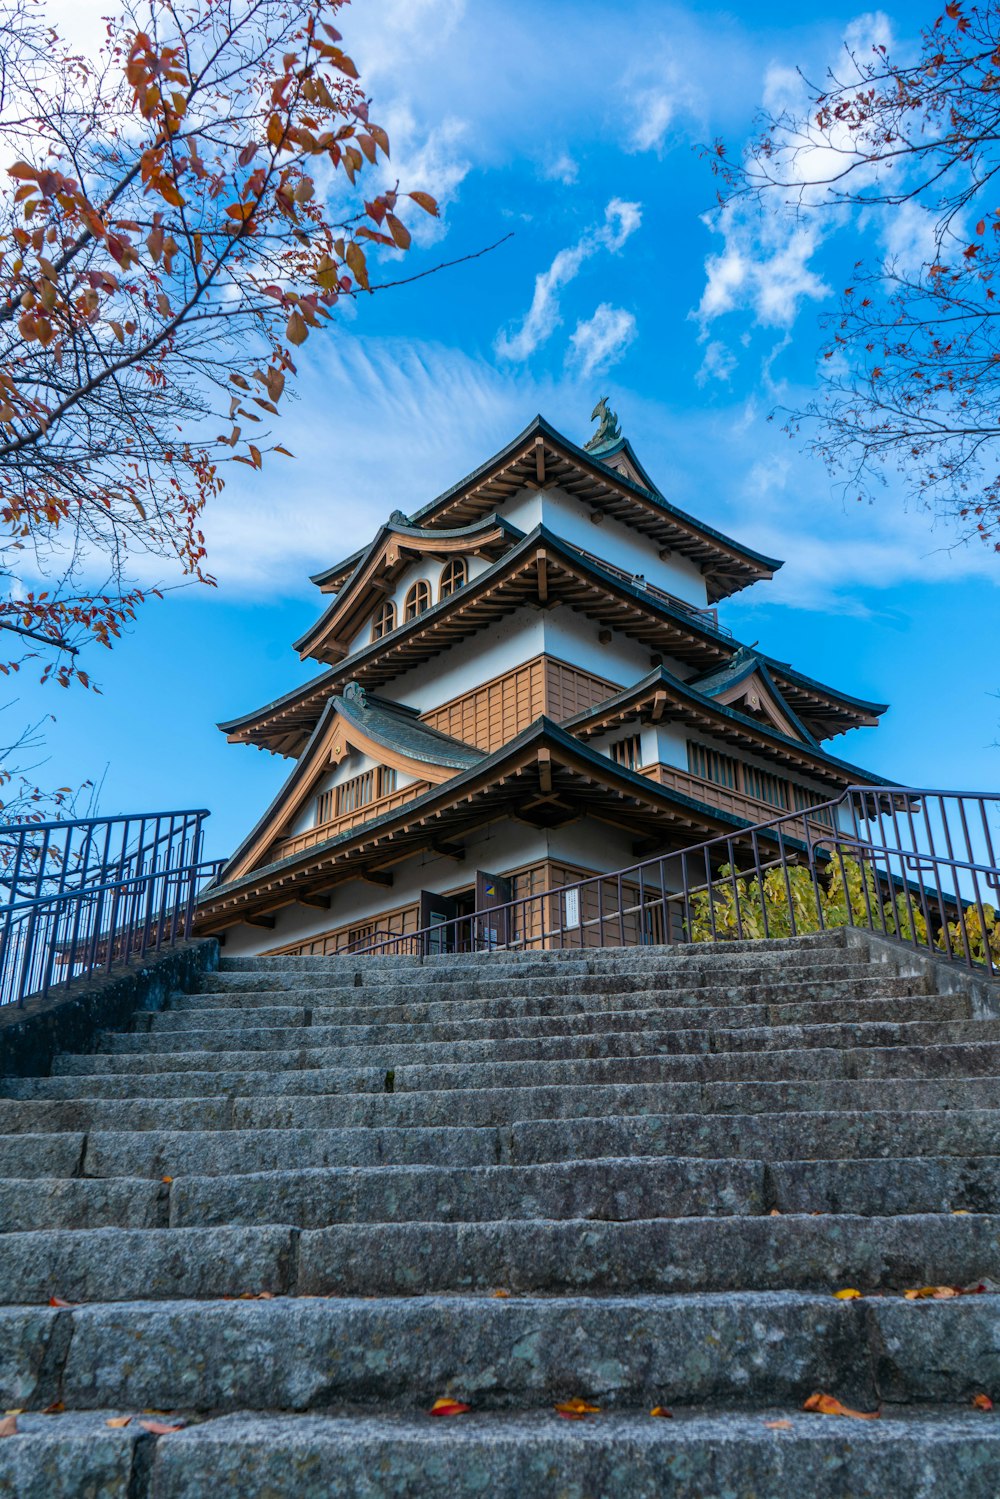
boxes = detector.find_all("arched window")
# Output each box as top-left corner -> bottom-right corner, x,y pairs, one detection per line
403,579 -> 431,621
439,557 -> 467,600
371,598 -> 396,641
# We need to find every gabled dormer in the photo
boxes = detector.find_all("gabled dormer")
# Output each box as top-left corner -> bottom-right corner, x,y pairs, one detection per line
687,647 -> 818,745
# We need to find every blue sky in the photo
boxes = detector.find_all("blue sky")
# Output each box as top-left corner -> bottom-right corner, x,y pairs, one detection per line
17,0 -> 1000,859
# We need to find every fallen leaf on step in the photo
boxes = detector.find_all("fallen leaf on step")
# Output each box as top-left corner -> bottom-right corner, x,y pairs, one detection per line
903,1285 -> 960,1300
41,1401 -> 64,1415
555,1398 -> 600,1420
139,1421 -> 185,1435
106,1416 -> 132,1428
833,1288 -> 862,1300
161,1176 -> 173,1184
803,1392 -> 880,1420
952,1209 -> 969,1215
973,1394 -> 994,1411
238,1291 -> 274,1300
491,1289 -> 511,1299
48,1296 -> 74,1308
428,1399 -> 470,1417
649,1406 -> 673,1418
764,1419 -> 793,1430
0,1416 -> 16,1438
769,1209 -> 781,1216
3,1410 -> 24,1417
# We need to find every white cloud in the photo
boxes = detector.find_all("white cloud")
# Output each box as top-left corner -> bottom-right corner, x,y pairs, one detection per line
495,198 -> 642,362
696,339 -> 738,386
569,304 -> 637,376
630,88 -> 680,153
542,153 -> 579,185
697,203 -> 829,329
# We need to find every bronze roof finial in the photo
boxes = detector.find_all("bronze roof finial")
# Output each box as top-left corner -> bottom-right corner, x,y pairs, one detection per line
584,397 -> 622,454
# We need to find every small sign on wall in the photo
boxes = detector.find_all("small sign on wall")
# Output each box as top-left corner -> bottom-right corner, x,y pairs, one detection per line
564,887 -> 580,929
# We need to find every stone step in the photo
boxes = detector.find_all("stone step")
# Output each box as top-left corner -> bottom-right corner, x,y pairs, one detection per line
0,1133 -> 84,1179
4,1290 -> 1000,1412
15,1040 -> 1000,1101
142,1410 -> 1000,1499
56,1019 -> 1000,1077
137,990 -> 968,1039
9,1155 -> 1000,1233
216,930 -> 850,970
4,1076 -> 1000,1134
204,944 -> 865,989
67,1110 -> 1000,1180
0,1213 -> 996,1304
0,1157 -> 764,1231
181,962 -> 899,1006
514,1108 -> 1000,1165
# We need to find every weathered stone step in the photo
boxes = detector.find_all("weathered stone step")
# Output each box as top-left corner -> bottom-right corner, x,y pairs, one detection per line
515,1108 -> 1000,1165
217,930 -> 850,970
182,960 -> 895,1006
0,1133 -> 84,1179
16,1039 -> 1000,1101
1,1157 -> 764,1231
57,1019 -> 1000,1078
207,942 -> 862,988
4,1291 -> 1000,1413
0,1213 -> 996,1303
142,1409 -> 1000,1499
5,1406 -> 998,1499
140,989 -> 953,1037
105,995 -> 971,1055
5,1075 -> 1000,1134
71,1110 -> 1000,1180
12,1155 -> 999,1233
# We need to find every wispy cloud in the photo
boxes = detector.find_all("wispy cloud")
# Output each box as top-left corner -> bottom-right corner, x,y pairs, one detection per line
569,304 -> 637,376
495,198 -> 642,362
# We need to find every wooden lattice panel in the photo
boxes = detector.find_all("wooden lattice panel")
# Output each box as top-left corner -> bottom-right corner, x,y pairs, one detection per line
423,656 -> 617,752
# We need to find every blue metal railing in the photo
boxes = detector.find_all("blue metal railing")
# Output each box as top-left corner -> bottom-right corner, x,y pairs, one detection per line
0,809 -> 223,1008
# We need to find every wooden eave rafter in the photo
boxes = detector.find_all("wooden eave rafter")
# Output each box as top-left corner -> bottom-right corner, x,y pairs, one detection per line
223,703 -> 475,886
567,678 -> 884,790
196,729 -> 752,933
309,419 -> 783,605
223,538 -> 737,756
296,518 -> 517,662
764,664 -> 883,739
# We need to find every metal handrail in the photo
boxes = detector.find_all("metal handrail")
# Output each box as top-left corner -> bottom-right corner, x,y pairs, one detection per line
0,809 -> 217,1008
350,786 -> 1000,978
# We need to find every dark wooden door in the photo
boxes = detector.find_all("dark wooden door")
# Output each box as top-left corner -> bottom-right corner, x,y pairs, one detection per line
419,889 -> 460,955
475,870 -> 512,950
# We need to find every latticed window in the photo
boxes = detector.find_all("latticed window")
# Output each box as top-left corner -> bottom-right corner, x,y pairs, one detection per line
610,734 -> 641,771
403,580 -> 431,620
439,557 -> 467,600
316,766 -> 399,827
743,764 -> 789,810
791,783 -> 835,827
687,740 -> 739,790
371,599 -> 396,641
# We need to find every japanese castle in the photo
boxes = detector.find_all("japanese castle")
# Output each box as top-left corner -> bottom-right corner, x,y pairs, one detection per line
197,404 -> 891,954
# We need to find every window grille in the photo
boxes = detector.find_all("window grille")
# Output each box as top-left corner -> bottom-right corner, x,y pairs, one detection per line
371,599 -> 396,641
687,740 -> 738,790
403,580 -> 431,620
316,766 -> 398,827
791,783 -> 834,827
742,764 -> 789,809
439,558 -> 467,600
610,734 -> 641,770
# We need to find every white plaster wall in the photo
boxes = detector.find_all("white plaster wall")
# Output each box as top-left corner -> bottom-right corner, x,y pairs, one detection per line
495,484 -> 708,605
373,614 -> 547,713
653,724 -> 689,770
345,552 -> 495,656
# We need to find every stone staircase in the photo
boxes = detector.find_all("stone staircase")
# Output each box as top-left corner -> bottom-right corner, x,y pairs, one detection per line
2,929 -> 1000,1495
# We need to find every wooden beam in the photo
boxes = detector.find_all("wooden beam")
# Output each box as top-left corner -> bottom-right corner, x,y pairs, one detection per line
431,839 -> 466,861
535,436 -> 545,484
536,550 -> 548,605
361,870 -> 394,887
297,893 -> 332,910
244,912 -> 276,929
538,747 -> 552,795
651,690 -> 667,723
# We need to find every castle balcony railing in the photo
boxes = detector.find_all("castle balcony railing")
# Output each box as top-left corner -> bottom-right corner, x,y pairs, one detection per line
273,779 -> 433,863
569,545 -> 731,634
0,809 -> 223,1009
352,786 -> 1000,979
640,763 -> 835,838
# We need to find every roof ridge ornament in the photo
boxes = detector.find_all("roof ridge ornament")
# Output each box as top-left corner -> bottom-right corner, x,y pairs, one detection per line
584,397 -> 622,454
388,509 -> 410,527
342,680 -> 367,708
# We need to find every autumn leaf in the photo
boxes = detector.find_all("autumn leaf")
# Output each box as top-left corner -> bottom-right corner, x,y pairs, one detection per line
765,1419 -> 793,1430
48,1296 -> 74,1308
161,1176 -> 173,1184
428,1398 -> 470,1417
0,1416 -> 16,1439
649,1406 -> 673,1418
106,1416 -> 132,1428
139,1420 -> 184,1435
903,1285 -> 960,1300
286,311 -> 308,346
802,1392 -> 880,1420
973,1394 -> 994,1411
555,1398 -> 600,1420
408,191 -> 438,216
491,1289 -> 511,1299
41,1400 -> 65,1414
833,1288 -> 862,1300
